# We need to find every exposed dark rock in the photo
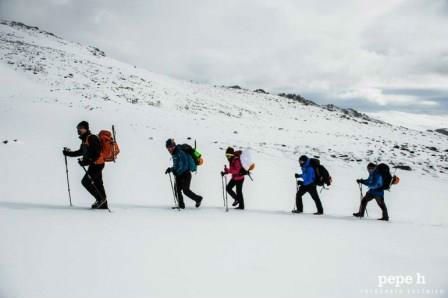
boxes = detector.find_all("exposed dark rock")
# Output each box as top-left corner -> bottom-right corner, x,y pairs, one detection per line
435,128 -> 448,136
426,146 -> 438,152
324,105 -> 383,124
0,20 -> 61,39
395,165 -> 412,171
278,93 -> 318,106
88,46 -> 106,57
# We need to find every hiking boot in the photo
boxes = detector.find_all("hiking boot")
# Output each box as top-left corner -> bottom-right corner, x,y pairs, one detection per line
232,200 -> 239,207
93,199 -> 108,210
91,201 -> 100,209
313,211 -> 324,215
97,202 -> 109,210
353,212 -> 364,218
291,209 -> 303,214
195,197 -> 203,208
378,217 -> 389,221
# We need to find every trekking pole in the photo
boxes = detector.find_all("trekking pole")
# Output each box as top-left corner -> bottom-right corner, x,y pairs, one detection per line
221,174 -> 226,207
224,174 -> 229,212
64,155 -> 73,207
112,125 -> 117,163
78,160 -> 111,213
168,172 -> 180,210
293,179 -> 299,212
359,182 -> 368,217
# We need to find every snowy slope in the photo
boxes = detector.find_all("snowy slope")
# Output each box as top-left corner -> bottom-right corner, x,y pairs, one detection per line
0,20 -> 447,298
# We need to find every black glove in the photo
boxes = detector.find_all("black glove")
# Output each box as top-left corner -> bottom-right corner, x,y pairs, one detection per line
356,179 -> 362,184
297,180 -> 304,186
165,167 -> 172,174
78,159 -> 90,166
221,171 -> 225,177
294,173 -> 299,178
63,147 -> 70,156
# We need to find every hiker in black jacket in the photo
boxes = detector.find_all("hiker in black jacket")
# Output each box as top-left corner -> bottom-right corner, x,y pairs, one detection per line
63,121 -> 108,209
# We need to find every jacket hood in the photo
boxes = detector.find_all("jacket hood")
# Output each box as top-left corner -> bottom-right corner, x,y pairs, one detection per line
301,159 -> 311,168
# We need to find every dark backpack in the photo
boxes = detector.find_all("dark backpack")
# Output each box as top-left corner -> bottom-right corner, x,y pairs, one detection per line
376,163 -> 393,190
180,144 -> 203,166
309,158 -> 332,186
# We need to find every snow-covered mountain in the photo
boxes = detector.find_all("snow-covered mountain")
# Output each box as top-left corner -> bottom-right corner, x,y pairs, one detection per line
0,20 -> 447,298
1,20 -> 447,176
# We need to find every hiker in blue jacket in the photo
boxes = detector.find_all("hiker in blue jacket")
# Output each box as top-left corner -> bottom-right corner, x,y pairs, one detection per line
292,155 -> 324,215
353,163 -> 389,221
165,139 -> 202,209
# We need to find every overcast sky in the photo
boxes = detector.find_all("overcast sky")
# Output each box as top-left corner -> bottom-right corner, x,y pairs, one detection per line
1,0 -> 447,115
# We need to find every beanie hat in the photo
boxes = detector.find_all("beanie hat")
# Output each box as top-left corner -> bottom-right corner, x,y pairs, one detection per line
166,138 -> 176,148
367,162 -> 377,169
299,155 -> 308,163
76,121 -> 89,130
225,147 -> 235,156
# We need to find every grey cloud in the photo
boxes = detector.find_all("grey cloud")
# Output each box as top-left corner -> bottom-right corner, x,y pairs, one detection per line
1,0 -> 448,114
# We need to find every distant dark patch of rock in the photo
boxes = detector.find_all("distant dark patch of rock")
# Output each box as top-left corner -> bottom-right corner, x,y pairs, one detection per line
394,165 -> 412,171
0,20 -> 61,39
324,105 -> 383,124
254,89 -> 268,94
435,128 -> 448,137
426,146 -> 438,152
88,46 -> 106,57
278,93 -> 318,106
228,85 -> 242,90
2,140 -> 8,144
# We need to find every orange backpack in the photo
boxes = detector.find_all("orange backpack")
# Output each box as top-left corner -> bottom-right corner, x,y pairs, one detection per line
85,127 -> 120,164
98,130 -> 120,163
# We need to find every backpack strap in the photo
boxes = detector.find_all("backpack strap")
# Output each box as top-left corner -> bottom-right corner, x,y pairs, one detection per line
84,134 -> 93,145
83,134 -> 105,165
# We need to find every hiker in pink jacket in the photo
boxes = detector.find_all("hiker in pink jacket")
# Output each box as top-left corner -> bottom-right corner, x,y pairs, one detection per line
221,147 -> 245,209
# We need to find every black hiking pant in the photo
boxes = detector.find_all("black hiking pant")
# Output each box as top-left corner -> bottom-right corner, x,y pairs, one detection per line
296,184 -> 323,213
358,192 -> 389,218
226,179 -> 244,209
81,164 -> 106,203
175,171 -> 201,208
